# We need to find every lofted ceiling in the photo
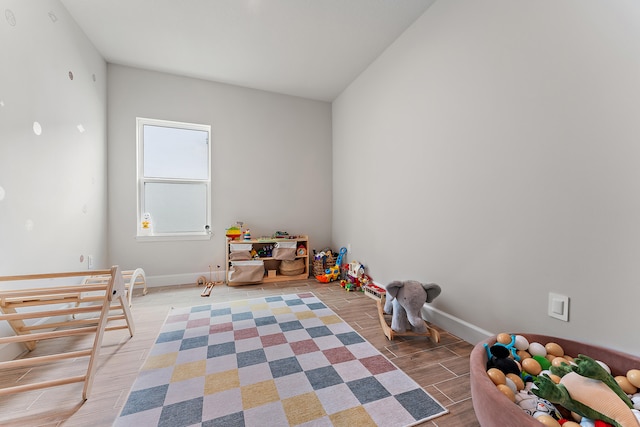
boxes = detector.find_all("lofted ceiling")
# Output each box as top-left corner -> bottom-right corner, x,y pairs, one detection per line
60,0 -> 435,102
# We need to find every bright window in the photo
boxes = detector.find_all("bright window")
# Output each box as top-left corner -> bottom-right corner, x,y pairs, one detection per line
137,118 -> 211,239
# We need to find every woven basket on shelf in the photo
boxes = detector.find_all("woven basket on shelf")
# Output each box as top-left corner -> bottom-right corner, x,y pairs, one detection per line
279,259 -> 305,276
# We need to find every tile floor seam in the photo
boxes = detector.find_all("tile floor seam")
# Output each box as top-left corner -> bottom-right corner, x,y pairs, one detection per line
439,363 -> 458,377
16,368 -> 31,384
26,390 -> 45,411
432,384 -> 455,405
431,378 -> 463,400
112,388 -> 126,409
384,347 -> 400,358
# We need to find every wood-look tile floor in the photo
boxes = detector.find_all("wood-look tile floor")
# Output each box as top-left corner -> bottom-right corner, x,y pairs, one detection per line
0,279 -> 480,426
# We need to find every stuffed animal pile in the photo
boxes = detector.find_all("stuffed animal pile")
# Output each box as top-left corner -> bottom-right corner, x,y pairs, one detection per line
484,333 -> 640,427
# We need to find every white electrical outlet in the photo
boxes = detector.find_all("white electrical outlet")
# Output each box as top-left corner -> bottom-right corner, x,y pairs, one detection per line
548,292 -> 569,321
87,255 -> 94,269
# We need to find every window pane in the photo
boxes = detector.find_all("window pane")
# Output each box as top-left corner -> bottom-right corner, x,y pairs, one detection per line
143,125 -> 208,179
144,182 -> 208,233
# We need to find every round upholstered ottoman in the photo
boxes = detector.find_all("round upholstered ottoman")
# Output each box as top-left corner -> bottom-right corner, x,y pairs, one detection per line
470,333 -> 640,427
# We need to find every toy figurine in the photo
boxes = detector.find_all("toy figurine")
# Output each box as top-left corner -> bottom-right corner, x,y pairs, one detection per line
485,343 -> 521,376
140,212 -> 153,235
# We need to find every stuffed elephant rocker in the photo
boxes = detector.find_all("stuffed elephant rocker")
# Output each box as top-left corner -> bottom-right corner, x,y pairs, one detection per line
383,280 -> 441,334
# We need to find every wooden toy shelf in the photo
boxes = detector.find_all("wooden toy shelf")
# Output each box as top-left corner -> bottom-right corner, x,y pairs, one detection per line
225,236 -> 309,286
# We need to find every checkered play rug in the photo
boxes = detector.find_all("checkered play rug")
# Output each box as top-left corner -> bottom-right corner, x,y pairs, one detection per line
115,293 -> 448,426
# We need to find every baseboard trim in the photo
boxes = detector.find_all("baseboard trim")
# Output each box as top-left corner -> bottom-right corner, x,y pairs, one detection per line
144,272 -> 215,288
2,275 -> 494,361
0,343 -> 26,363
140,275 -> 495,345
54,272 -> 499,346
371,280 -> 493,345
421,304 -> 493,345
0,314 -> 69,362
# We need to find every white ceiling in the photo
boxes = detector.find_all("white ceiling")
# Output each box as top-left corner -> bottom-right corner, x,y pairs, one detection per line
60,0 -> 435,102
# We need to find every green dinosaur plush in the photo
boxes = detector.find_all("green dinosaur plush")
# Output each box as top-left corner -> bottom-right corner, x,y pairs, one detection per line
563,354 -> 634,409
533,354 -> 638,427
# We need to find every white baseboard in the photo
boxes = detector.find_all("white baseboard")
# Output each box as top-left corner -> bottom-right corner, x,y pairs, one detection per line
0,314 -> 70,362
421,304 -> 494,345
144,271 -> 222,288
0,343 -> 26,363
145,276 -> 495,346
371,280 -> 493,345
2,275 -> 493,362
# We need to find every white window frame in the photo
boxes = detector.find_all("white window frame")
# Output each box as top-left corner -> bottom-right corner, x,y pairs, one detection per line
136,117 -> 212,241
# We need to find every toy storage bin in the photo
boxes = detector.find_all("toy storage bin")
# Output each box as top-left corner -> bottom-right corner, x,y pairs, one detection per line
313,254 -> 335,277
312,260 -> 323,276
230,243 -> 252,251
470,333 -> 640,427
229,243 -> 252,261
272,241 -> 297,260
279,259 -> 305,276
228,260 -> 264,283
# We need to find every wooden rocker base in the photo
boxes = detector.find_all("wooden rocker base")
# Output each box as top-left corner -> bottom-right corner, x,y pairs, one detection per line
376,299 -> 440,343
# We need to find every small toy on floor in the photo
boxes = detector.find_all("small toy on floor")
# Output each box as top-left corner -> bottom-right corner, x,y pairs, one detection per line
316,264 -> 340,283
340,261 -> 366,291
198,265 -> 223,297
363,282 -> 386,300
315,248 -> 346,283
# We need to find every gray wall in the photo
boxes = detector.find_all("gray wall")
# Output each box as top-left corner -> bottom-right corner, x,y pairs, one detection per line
107,65 -> 333,285
333,0 -> 640,354
0,0 -> 107,276
0,0 -> 107,360
0,1 -> 332,361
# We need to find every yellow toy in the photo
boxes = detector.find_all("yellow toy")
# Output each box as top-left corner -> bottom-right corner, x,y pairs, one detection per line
315,265 -> 340,283
325,265 -> 340,281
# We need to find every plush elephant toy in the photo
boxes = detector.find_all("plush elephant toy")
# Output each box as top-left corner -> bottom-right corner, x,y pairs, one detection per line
383,280 -> 441,334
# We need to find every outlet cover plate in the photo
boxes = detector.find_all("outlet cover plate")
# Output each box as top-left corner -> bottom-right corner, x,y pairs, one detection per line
548,292 -> 569,321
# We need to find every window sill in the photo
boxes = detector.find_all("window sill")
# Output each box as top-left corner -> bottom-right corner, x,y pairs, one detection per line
136,233 -> 212,242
